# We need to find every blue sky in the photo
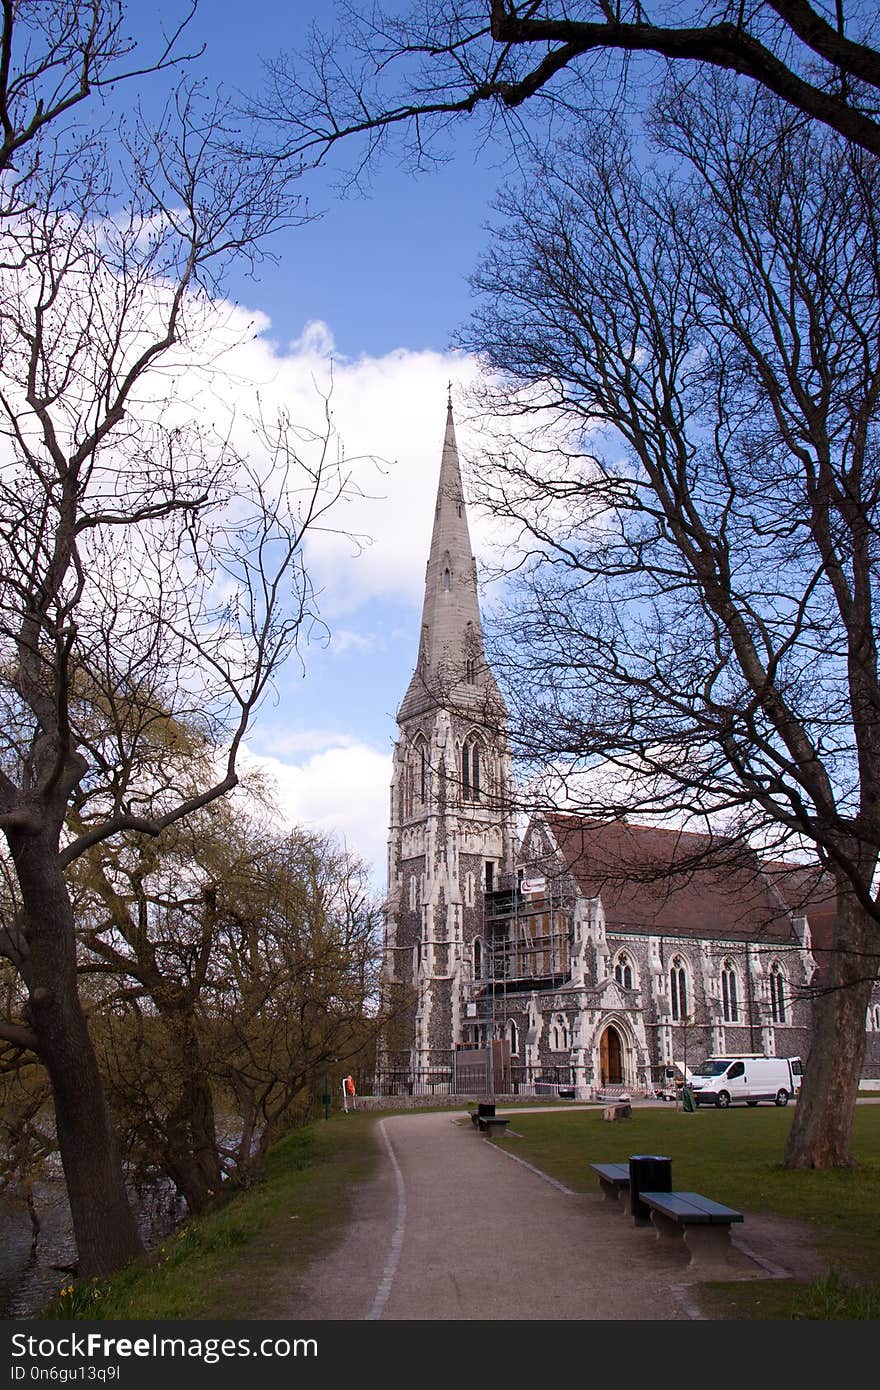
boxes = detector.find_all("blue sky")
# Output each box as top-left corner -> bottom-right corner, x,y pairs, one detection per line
128,2 -> 517,881
174,0 -> 503,359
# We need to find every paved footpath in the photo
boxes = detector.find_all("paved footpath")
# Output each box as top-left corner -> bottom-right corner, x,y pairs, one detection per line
281,1108 -> 789,1322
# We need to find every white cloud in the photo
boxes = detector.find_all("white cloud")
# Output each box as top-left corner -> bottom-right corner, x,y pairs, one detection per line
239,739 -> 392,889
156,306 -> 497,619
1,232 -> 508,880
330,628 -> 377,655
1,212 -> 504,630
246,728 -> 361,758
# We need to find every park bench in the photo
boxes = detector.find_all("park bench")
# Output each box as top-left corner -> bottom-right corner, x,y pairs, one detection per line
589,1162 -> 631,1205
477,1115 -> 510,1138
470,1102 -> 496,1128
638,1191 -> 744,1266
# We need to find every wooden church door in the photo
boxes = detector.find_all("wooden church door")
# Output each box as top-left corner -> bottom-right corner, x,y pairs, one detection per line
600,1026 -> 623,1085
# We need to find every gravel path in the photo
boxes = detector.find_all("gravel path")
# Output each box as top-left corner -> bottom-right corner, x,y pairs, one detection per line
278,1108 -> 825,1321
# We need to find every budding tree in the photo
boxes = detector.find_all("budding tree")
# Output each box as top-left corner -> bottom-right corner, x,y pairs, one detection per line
79,804 -> 383,1211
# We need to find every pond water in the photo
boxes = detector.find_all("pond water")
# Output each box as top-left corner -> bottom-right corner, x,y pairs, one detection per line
0,1179 -> 185,1319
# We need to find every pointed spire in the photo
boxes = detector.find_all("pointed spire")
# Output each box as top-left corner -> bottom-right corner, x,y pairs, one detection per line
398,403 -> 506,722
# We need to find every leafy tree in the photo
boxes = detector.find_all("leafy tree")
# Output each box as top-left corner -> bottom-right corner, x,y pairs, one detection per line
78,804 -> 383,1209
455,80 -> 880,1166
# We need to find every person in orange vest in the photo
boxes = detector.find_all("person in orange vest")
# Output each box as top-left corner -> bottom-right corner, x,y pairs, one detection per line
342,1074 -> 356,1112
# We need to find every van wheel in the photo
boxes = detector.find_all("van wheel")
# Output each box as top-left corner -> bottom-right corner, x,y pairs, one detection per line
716,1091 -> 731,1108
747,1100 -> 758,1106
775,1089 -> 789,1107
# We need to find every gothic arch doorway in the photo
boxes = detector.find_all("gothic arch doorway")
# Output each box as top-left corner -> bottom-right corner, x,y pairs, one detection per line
599,1024 -> 624,1086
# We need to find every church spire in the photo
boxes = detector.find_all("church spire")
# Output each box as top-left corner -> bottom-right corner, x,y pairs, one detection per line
398,402 -> 505,721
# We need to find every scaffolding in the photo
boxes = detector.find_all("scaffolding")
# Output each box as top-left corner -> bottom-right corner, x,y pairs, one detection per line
482,882 -> 572,988
464,880 -> 574,1094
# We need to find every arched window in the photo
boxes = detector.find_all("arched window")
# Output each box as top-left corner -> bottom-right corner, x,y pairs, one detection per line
403,760 -> 414,819
465,656 -> 476,684
404,737 -> 428,817
550,1013 -> 570,1051
443,566 -> 451,591
473,938 -> 483,980
770,961 -> 787,1023
462,734 -> 482,802
614,952 -> 633,989
413,735 -> 428,805
507,1020 -> 519,1055
670,956 -> 688,1021
721,960 -> 739,1022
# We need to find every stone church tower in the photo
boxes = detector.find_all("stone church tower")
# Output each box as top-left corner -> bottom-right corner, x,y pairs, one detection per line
384,402 -> 516,1084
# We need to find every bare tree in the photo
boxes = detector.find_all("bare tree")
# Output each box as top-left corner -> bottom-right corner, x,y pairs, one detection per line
260,1 -> 880,166
0,1 -> 200,177
0,9 -> 353,1276
455,79 -> 880,1168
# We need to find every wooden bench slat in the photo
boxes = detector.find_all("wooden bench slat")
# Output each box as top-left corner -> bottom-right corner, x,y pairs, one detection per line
639,1191 -> 743,1224
590,1162 -> 631,1206
478,1116 -> 510,1135
590,1163 -> 630,1184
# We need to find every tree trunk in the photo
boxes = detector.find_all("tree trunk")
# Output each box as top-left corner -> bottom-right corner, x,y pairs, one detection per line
10,828 -> 145,1276
157,1011 -> 224,1212
784,878 -> 876,1168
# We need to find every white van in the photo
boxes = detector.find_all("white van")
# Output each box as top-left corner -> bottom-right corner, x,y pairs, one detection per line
688,1054 -> 803,1108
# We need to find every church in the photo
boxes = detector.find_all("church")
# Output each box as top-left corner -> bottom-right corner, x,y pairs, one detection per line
381,406 -> 880,1099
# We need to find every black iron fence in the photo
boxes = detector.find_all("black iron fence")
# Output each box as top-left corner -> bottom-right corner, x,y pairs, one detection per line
353,1057 -> 575,1098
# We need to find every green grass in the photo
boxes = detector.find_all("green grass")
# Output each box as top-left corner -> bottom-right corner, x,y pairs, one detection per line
502,1104 -> 880,1319
792,1267 -> 880,1319
39,1102 -> 880,1322
41,1115 -> 380,1320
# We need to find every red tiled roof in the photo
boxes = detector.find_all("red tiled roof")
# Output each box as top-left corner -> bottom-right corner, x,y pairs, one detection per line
542,814 -> 829,944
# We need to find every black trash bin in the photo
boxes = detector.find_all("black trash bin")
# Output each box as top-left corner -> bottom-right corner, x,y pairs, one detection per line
629,1154 -> 672,1226
478,1102 -> 496,1119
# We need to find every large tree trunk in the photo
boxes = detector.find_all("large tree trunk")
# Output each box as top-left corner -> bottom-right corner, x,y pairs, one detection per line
10,828 -> 145,1276
784,879 -> 876,1168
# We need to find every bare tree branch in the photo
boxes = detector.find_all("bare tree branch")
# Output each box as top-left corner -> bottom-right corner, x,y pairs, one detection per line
458,79 -> 880,1165
257,2 -> 880,174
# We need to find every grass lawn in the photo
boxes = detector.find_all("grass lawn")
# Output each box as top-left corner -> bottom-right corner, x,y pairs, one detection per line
40,1102 -> 880,1322
43,1114 -> 380,1320
502,1104 -> 880,1319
